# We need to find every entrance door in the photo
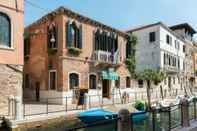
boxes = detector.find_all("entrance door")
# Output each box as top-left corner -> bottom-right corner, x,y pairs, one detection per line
102,80 -> 110,98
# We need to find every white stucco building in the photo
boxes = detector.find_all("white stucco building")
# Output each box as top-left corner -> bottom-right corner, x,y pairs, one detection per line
170,23 -> 196,89
127,22 -> 186,94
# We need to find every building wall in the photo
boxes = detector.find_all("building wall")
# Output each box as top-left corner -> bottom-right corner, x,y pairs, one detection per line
24,11 -> 130,100
159,27 -> 185,71
0,0 -> 24,65
133,25 -> 161,72
0,0 -> 24,114
132,24 -> 186,92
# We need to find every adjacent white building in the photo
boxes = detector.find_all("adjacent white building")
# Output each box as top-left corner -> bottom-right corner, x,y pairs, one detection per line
127,22 -> 186,94
170,23 -> 196,89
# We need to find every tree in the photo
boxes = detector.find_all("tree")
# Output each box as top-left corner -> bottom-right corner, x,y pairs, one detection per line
125,34 -> 138,78
136,69 -> 166,110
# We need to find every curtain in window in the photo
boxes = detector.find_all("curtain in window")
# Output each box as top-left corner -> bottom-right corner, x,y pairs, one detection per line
0,12 -> 11,47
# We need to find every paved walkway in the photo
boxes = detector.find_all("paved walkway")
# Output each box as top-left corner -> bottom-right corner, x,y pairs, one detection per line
172,120 -> 197,131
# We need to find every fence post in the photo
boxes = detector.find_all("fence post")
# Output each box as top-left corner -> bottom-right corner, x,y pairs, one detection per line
152,108 -> 156,131
168,107 -> 171,130
194,98 -> 197,120
46,99 -> 48,115
89,95 -> 91,108
180,98 -> 190,127
112,93 -> 115,105
23,103 -> 25,118
65,97 -> 68,112
135,92 -> 137,101
85,93 -> 89,110
118,109 -> 131,131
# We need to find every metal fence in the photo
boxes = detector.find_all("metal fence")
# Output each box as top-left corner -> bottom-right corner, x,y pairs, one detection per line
23,93 -> 123,117
22,89 -> 186,118
66,99 -> 197,131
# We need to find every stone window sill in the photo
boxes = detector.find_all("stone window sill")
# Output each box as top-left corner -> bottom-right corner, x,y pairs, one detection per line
0,46 -> 14,51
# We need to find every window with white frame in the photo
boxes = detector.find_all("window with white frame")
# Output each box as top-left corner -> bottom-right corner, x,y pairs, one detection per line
166,35 -> 172,45
49,70 -> 57,90
69,73 -> 79,89
66,21 -> 82,49
89,74 -> 97,89
0,12 -> 11,48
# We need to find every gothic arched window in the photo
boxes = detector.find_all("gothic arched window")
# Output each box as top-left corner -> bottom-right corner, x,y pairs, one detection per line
0,12 -> 11,48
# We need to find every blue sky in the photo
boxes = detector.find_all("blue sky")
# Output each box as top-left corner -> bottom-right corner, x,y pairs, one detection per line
25,0 -> 197,34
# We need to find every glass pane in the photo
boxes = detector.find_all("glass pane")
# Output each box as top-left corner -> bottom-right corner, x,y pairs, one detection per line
0,13 -> 10,47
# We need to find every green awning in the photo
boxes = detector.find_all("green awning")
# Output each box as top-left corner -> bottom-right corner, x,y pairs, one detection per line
102,70 -> 119,80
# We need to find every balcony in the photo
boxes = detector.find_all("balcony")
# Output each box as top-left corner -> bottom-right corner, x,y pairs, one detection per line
163,65 -> 179,73
93,50 -> 120,66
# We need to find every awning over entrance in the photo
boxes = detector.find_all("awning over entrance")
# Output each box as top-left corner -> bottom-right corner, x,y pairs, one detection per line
102,69 -> 118,80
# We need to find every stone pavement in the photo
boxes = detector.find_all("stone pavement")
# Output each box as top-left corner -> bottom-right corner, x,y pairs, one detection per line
172,120 -> 197,131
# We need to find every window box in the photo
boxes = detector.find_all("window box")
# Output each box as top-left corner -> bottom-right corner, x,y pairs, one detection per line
68,47 -> 82,56
48,48 -> 57,55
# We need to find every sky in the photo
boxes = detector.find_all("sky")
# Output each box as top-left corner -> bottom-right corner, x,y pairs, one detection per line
25,0 -> 197,37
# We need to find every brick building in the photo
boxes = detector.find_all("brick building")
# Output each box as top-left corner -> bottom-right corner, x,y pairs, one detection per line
24,7 -> 132,104
0,0 -> 24,115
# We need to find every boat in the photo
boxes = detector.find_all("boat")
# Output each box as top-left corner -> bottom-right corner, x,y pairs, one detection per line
78,108 -> 148,124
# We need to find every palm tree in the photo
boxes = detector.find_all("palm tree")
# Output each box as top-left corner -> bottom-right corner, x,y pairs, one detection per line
137,69 -> 166,110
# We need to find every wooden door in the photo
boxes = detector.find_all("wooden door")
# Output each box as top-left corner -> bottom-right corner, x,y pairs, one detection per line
102,80 -> 110,98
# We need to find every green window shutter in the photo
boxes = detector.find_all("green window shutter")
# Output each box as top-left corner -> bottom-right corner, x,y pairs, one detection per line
78,25 -> 82,49
66,21 -> 72,47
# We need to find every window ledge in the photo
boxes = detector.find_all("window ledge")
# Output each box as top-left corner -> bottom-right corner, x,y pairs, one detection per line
0,46 -> 14,51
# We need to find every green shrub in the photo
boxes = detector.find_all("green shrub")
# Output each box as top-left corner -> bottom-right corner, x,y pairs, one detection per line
134,100 -> 146,111
68,47 -> 82,56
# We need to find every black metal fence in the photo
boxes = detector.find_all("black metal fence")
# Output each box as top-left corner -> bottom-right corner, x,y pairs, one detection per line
22,89 -> 184,118
65,99 -> 197,131
23,94 -> 124,117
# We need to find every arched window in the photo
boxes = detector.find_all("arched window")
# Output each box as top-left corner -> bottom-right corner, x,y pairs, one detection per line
89,74 -> 96,89
69,73 -> 79,89
66,21 -> 82,49
0,12 -> 11,48
48,24 -> 57,49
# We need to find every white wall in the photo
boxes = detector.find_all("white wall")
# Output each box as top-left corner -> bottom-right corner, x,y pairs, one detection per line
159,26 -> 185,71
133,25 -> 161,72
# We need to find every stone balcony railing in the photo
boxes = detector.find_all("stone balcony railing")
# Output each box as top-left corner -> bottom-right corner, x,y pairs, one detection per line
163,65 -> 179,73
93,50 -> 120,65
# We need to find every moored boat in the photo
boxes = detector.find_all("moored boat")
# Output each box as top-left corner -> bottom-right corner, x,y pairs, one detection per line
78,108 -> 148,124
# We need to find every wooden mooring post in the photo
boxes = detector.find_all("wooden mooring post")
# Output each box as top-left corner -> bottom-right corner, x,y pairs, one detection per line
118,109 -> 131,131
180,97 -> 190,127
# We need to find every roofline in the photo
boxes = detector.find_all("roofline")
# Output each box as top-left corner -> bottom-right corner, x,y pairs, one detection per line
127,22 -> 186,43
126,22 -> 162,33
170,23 -> 196,34
25,6 -> 128,38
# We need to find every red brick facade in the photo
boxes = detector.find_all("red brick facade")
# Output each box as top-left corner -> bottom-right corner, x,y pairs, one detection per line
24,7 -> 131,100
